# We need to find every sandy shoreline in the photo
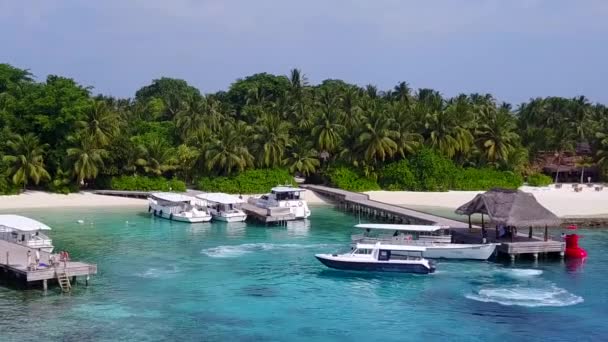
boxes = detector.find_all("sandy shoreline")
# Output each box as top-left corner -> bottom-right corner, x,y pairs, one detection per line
365,185 -> 608,218
1,186 -> 607,219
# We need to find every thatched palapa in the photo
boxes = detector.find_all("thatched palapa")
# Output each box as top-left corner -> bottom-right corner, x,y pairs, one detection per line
455,188 -> 560,227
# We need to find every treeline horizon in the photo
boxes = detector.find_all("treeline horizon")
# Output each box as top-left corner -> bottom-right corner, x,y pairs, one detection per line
1,63 -> 607,194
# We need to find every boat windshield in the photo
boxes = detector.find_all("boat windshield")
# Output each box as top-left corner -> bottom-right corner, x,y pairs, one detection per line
273,192 -> 301,201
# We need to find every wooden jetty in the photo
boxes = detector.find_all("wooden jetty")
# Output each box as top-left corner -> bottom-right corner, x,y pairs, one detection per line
451,228 -> 565,260
0,240 -> 97,291
301,184 -> 565,260
93,190 -> 150,198
300,184 -> 470,227
241,203 -> 296,224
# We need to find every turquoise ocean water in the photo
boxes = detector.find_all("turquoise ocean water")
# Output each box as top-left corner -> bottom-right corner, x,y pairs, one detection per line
1,205 -> 607,341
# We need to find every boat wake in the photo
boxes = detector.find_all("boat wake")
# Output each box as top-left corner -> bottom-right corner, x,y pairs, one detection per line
466,284 -> 583,307
201,243 -> 338,258
135,265 -> 180,279
501,268 -> 543,278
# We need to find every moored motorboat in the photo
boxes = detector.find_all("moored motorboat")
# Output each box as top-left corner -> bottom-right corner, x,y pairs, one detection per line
148,193 -> 212,223
316,243 -> 435,274
352,223 -> 496,260
0,215 -> 54,253
251,186 -> 311,219
195,193 -> 247,222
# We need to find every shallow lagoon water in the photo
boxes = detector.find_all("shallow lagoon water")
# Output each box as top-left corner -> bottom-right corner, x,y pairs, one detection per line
1,206 -> 607,341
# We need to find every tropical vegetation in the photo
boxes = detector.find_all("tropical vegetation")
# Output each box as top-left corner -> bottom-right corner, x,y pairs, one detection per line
1,62 -> 607,194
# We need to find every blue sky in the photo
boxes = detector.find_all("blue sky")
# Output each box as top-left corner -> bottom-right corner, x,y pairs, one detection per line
1,0 -> 607,104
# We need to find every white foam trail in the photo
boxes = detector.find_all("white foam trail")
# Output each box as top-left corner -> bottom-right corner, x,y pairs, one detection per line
466,284 -> 583,307
503,269 -> 543,277
201,243 -> 337,258
135,266 -> 179,279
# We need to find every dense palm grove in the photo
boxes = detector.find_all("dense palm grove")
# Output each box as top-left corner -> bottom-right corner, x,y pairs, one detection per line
1,63 -> 607,194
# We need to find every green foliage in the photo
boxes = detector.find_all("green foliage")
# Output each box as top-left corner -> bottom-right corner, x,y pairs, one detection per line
2,62 -> 608,195
327,166 -> 380,192
452,168 -> 523,190
47,169 -> 78,194
527,173 -> 553,187
197,169 -> 294,194
135,77 -> 201,120
110,176 -> 186,192
0,176 -> 19,195
378,160 -> 417,190
408,149 -> 457,191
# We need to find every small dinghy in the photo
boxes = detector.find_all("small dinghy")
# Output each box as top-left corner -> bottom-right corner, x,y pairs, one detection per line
315,243 -> 435,274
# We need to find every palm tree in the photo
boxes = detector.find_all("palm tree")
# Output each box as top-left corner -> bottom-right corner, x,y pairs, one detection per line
387,102 -> 422,157
175,144 -> 200,183
356,112 -> 399,162
576,156 -> 594,184
2,133 -> 50,188
252,114 -> 292,168
424,106 -> 473,158
476,106 -> 519,164
205,123 -> 254,175
136,139 -> 177,176
176,96 -> 223,139
283,139 -> 320,176
391,81 -> 412,103
77,100 -> 122,147
67,134 -> 108,185
311,89 -> 345,153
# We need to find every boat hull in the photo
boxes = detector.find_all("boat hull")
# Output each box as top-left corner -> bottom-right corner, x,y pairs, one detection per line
423,244 -> 496,260
350,242 -> 496,260
153,211 -> 212,223
315,255 -> 434,274
212,214 -> 247,222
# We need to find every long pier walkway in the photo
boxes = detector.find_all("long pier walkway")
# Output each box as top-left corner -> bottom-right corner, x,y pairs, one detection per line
300,184 -> 470,228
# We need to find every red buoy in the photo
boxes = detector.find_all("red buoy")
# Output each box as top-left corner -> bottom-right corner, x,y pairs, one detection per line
565,234 -> 587,258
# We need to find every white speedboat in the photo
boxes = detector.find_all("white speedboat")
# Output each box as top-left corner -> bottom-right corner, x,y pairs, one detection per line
352,223 -> 496,260
252,186 -> 311,219
148,193 -> 211,223
196,193 -> 247,222
0,215 -> 54,253
316,243 -> 435,274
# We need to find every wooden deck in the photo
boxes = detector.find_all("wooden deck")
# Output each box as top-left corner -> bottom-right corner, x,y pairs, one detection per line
93,190 -> 150,198
0,240 -> 97,289
451,228 -> 565,259
300,184 -> 471,228
241,203 -> 296,224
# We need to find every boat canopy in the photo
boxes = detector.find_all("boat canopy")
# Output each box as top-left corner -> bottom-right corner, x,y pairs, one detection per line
0,215 -> 52,232
356,243 -> 427,252
271,186 -> 306,193
354,223 -> 449,232
150,192 -> 195,203
196,193 -> 244,204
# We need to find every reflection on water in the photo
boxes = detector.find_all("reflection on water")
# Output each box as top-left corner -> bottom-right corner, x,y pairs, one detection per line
286,220 -> 311,237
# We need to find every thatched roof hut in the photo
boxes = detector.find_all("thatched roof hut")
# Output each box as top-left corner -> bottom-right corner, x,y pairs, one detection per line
455,188 -> 560,227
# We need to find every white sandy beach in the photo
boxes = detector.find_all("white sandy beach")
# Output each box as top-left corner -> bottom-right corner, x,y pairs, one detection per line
365,185 -> 608,218
0,191 -> 146,210
0,189 -> 328,211
0,186 -> 606,218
